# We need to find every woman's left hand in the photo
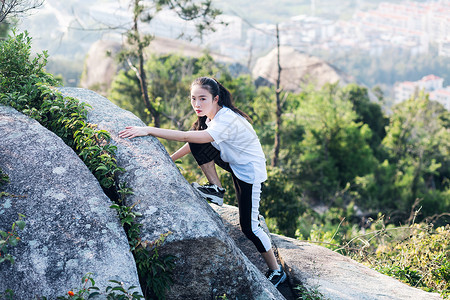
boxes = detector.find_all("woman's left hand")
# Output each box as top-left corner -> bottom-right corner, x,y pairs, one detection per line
118,126 -> 149,139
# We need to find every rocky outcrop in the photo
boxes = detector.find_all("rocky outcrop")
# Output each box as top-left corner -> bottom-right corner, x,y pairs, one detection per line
80,40 -> 122,95
0,105 -> 141,298
252,46 -> 354,93
58,87 -> 284,299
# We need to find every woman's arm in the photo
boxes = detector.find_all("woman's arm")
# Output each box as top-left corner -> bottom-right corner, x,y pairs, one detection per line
118,126 -> 214,144
171,143 -> 191,161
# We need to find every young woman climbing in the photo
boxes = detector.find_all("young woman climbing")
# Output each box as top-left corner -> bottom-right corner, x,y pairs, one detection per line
118,76 -> 287,287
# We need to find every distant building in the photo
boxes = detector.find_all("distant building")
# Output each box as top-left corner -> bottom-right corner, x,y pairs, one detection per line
438,39 -> 450,57
429,88 -> 450,111
394,75 -> 450,110
395,81 -> 419,104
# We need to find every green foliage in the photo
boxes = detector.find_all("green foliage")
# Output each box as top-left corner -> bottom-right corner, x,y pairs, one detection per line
361,224 -> 450,298
301,209 -> 450,298
290,84 -> 377,205
133,232 -> 177,300
0,31 -> 124,193
260,167 -> 305,237
0,30 -> 58,104
52,272 -> 143,300
0,289 -> 14,300
0,169 -> 9,188
295,284 -> 328,300
377,94 -> 449,221
0,214 -> 26,265
339,84 -> 388,159
110,193 -> 176,299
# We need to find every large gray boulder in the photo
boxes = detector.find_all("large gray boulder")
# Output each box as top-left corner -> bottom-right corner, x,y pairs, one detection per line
58,88 -> 284,299
0,106 -> 142,298
272,234 -> 443,300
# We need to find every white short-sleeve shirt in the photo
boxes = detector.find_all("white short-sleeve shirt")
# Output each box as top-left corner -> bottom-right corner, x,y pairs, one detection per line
205,107 -> 267,184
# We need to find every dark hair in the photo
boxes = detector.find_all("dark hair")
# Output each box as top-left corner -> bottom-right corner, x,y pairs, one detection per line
190,77 -> 251,130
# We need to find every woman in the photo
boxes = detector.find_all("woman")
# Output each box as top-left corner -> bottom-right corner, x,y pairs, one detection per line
118,77 -> 286,287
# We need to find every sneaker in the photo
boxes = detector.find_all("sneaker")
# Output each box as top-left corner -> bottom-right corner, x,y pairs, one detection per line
265,264 -> 287,287
191,182 -> 225,206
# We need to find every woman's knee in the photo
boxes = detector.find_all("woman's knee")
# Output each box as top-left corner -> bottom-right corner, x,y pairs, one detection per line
240,222 -> 259,239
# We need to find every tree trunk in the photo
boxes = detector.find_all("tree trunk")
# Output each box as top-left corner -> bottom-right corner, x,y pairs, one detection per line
133,1 -> 160,127
271,24 -> 282,167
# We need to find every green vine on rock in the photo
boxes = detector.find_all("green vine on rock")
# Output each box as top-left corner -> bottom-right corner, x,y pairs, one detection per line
0,214 -> 26,265
0,169 -> 26,266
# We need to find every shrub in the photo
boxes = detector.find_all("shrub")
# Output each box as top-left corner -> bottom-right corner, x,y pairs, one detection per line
302,210 -> 450,298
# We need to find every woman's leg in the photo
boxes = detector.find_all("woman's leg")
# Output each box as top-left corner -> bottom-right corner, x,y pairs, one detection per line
189,143 -> 231,205
189,142 -> 232,184
199,161 -> 222,188
261,249 -> 279,271
232,175 -> 278,270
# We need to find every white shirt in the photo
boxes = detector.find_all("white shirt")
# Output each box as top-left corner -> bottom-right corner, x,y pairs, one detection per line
205,107 -> 267,184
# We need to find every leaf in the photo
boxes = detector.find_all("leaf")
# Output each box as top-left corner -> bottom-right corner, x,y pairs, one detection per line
88,292 -> 100,298
95,165 -> 108,172
16,220 -> 26,230
111,287 -> 126,292
9,239 -> 18,247
108,280 -> 121,284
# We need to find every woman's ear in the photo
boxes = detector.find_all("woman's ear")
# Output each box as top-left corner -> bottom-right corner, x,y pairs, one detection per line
214,95 -> 219,103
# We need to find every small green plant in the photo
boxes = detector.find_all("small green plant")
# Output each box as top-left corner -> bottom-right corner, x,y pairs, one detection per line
0,214 -> 26,264
110,202 -> 176,299
0,169 -> 9,188
50,272 -> 143,300
0,289 -> 14,300
134,232 -> 177,300
0,168 -> 10,198
295,284 -> 328,300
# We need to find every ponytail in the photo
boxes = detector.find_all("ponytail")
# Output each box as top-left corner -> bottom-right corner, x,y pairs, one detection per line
191,77 -> 251,130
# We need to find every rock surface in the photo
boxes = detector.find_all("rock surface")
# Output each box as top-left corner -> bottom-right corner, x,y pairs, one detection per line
58,87 -> 284,300
0,105 -> 142,298
80,40 -> 122,95
252,46 -> 354,93
272,234 -> 443,300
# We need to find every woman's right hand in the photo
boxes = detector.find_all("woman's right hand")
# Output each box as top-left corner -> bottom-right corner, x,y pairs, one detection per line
118,126 -> 149,139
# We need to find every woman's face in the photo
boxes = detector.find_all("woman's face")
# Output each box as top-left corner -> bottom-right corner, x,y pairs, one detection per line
191,85 -> 219,119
